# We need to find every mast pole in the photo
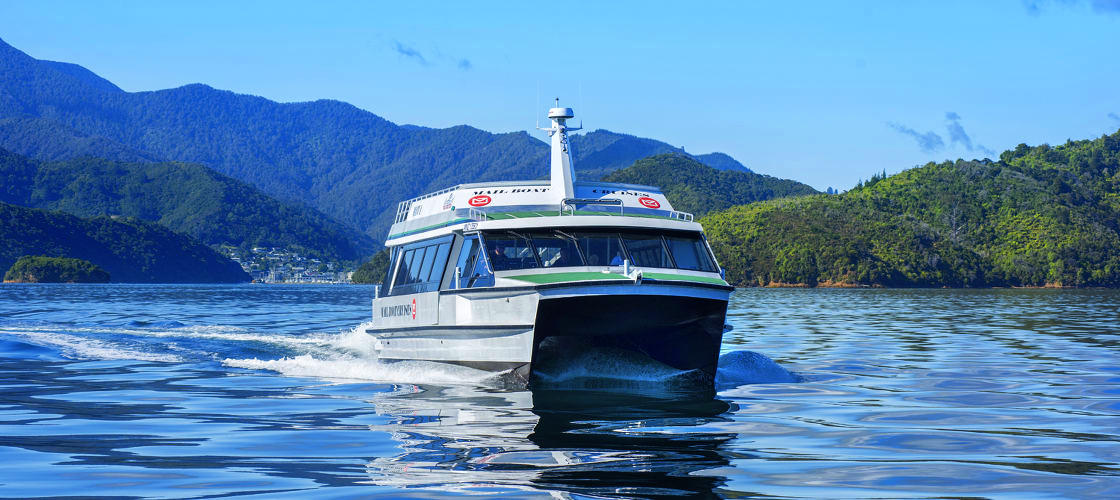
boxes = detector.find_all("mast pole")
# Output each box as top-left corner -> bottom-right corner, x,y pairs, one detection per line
543,99 -> 580,206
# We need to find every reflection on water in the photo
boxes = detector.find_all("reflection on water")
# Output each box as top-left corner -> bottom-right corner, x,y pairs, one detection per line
0,285 -> 1119,497
367,385 -> 736,497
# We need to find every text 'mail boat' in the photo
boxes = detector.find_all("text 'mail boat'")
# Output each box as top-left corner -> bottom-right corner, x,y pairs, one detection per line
365,101 -> 733,384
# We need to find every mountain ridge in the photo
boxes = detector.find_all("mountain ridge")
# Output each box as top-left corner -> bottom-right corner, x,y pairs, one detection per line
0,37 -> 769,242
0,147 -> 377,261
0,201 -> 249,283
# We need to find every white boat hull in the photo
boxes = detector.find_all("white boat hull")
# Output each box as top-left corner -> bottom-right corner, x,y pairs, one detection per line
367,281 -> 731,380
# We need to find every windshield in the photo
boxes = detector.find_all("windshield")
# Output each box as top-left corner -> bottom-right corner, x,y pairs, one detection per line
478,229 -> 716,272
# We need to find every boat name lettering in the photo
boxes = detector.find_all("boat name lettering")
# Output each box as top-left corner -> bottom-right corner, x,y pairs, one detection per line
591,189 -> 652,197
380,300 -> 417,319
470,187 -> 550,195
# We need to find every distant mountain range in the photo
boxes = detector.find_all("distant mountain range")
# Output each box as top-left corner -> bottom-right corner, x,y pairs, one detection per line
0,201 -> 249,283
0,148 -> 376,261
0,37 -> 760,243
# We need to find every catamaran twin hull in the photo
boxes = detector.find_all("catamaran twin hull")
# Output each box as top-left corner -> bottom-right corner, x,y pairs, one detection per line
367,278 -> 732,382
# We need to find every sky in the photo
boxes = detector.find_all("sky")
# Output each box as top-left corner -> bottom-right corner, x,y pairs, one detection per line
2,0 -> 1119,191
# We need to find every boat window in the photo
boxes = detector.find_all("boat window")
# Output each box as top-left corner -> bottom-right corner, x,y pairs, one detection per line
453,235 -> 493,288
380,247 -> 397,292
417,245 -> 438,283
665,236 -> 717,272
469,246 -> 494,287
393,248 -> 415,290
483,231 -> 539,271
621,233 -> 673,268
427,242 -> 452,282
388,235 -> 453,295
573,232 -> 627,266
530,232 -> 584,268
406,247 -> 427,284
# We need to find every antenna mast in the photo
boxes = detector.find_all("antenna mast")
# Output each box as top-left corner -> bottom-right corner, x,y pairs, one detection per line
539,98 -> 581,205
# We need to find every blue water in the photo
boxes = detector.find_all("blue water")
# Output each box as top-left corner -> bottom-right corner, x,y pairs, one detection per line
1,284 -> 1118,498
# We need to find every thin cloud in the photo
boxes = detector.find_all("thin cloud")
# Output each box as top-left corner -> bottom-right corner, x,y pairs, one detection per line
889,122 -> 945,153
945,112 -> 996,157
392,41 -> 473,70
1023,0 -> 1120,15
392,41 -> 428,66
1109,112 -> 1120,122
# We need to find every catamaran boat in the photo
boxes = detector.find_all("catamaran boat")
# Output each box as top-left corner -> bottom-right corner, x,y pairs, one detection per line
366,102 -> 733,384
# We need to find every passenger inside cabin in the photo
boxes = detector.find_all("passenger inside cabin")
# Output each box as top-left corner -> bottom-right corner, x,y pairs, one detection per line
552,247 -> 573,267
610,251 -> 625,266
489,242 -> 509,270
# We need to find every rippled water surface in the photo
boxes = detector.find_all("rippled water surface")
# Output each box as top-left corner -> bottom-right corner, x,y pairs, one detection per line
1,285 -> 1118,498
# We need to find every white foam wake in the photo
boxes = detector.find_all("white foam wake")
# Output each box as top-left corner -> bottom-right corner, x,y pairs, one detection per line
222,355 -> 495,385
0,327 -> 181,363
221,322 -> 497,386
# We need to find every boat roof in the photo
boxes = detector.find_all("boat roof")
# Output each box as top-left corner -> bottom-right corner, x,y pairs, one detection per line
385,180 -> 698,246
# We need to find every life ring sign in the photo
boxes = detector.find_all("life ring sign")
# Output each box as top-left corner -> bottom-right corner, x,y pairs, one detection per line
638,197 -> 661,209
468,195 -> 492,207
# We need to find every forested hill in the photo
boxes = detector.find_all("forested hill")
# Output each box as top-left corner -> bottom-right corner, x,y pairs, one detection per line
602,153 -> 817,217
0,38 -> 751,241
0,202 -> 249,283
701,130 -> 1120,288
0,148 -> 376,262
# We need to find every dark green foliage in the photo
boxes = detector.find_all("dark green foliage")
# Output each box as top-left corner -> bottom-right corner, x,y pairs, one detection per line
701,130 -> 1120,288
602,153 -> 819,217
0,202 -> 249,283
0,148 -> 376,262
351,249 -> 390,284
3,255 -> 109,283
0,116 -> 157,162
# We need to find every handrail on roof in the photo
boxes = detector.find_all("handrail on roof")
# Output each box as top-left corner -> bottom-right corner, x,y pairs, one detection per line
395,184 -> 463,223
560,198 -> 623,216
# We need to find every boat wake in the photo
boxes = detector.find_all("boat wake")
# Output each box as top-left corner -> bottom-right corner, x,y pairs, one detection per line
0,319 -> 801,389
715,350 -> 802,389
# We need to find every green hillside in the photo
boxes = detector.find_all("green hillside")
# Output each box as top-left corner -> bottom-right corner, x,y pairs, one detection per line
0,202 -> 249,283
0,148 -> 376,262
0,38 -> 769,241
602,153 -> 818,217
3,256 -> 110,283
701,131 -> 1120,287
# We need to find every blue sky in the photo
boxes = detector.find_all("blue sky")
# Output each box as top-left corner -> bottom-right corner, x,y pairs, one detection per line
2,0 -> 1119,190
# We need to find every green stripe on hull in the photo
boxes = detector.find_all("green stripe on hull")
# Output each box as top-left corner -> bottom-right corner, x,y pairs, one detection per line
507,271 -> 728,286
388,218 -> 472,239
643,272 -> 729,286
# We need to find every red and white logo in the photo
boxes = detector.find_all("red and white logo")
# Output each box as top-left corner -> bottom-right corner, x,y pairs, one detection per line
411,298 -> 417,319
468,195 -> 492,207
638,197 -> 661,209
